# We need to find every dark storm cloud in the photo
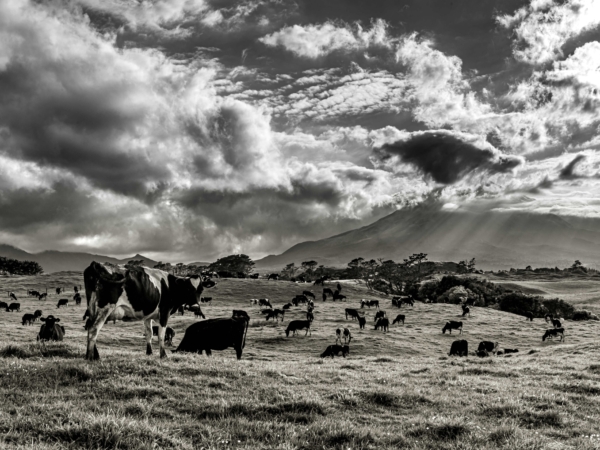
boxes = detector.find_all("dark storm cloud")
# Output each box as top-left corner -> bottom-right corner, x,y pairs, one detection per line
376,131 -> 522,184
560,154 -> 586,179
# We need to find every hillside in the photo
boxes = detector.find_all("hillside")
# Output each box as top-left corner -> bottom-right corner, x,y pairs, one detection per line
255,208 -> 600,270
0,244 -> 157,273
0,276 -> 599,449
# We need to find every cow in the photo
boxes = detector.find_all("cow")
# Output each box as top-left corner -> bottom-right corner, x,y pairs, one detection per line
477,341 -> 499,355
285,320 -> 311,337
83,261 -> 216,360
449,340 -> 468,356
442,321 -> 463,334
33,310 -> 42,321
306,311 -> 314,322
152,325 -> 175,346
38,293 -> 47,301
292,295 -> 308,306
0,301 -> 7,310
174,317 -> 249,360
27,290 -> 36,297
345,308 -> 361,320
266,309 -> 284,322
37,315 -> 64,341
392,314 -> 405,325
361,299 -> 379,309
22,313 -> 35,326
323,288 -> 334,299
343,328 -> 352,344
320,344 -> 349,358
552,318 -> 562,328
461,304 -> 470,317
303,291 -> 315,299
258,299 -> 272,309
232,310 -> 249,320
335,328 -> 342,344
525,311 -> 534,321
282,303 -> 292,310
542,328 -> 565,342
249,273 -> 259,279
200,297 -> 212,304
313,277 -> 327,286
30,290 -> 41,298
267,273 -> 279,281
333,293 -> 347,302
7,303 -> 20,312
336,282 -> 342,293
374,310 -> 386,322
57,299 -> 69,308
9,292 -> 17,301
55,288 -> 62,295
375,318 -> 389,332
503,348 -> 519,354
73,293 -> 82,305
476,350 -> 490,358
358,315 -> 366,329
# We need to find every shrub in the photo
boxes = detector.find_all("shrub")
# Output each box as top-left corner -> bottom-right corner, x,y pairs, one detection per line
543,298 -> 575,319
498,293 -> 545,317
572,310 -> 599,321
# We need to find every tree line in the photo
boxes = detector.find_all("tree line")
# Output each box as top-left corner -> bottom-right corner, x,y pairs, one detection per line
0,256 -> 43,275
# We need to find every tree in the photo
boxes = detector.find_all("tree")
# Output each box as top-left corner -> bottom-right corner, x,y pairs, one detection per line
301,260 -> 318,275
0,256 -> 43,275
347,257 -> 364,279
209,254 -> 255,276
282,263 -> 299,279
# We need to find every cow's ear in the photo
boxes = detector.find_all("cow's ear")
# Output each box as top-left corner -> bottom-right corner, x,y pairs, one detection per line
55,318 -> 61,322
40,317 -> 46,322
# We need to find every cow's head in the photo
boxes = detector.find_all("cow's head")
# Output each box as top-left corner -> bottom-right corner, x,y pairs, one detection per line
173,275 -> 217,306
85,262 -> 126,311
40,315 -> 60,327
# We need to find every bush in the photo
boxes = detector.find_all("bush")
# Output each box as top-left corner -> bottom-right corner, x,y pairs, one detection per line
542,298 -> 575,319
572,310 -> 599,321
498,293 -> 545,317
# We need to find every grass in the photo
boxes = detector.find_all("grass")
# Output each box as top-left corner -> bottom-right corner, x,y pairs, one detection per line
0,274 -> 599,448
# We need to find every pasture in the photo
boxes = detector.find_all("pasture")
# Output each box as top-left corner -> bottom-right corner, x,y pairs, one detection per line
0,273 -> 599,449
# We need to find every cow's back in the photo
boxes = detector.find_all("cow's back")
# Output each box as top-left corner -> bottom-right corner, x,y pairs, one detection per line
177,318 -> 246,352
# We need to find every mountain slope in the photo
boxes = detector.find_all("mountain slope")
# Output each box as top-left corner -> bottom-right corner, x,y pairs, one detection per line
255,208 -> 600,270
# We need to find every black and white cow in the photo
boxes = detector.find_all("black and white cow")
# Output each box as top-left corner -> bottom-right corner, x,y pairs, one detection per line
57,299 -> 69,308
83,261 -> 216,360
258,298 -> 272,309
477,341 -> 499,355
542,328 -> 565,342
442,321 -> 463,334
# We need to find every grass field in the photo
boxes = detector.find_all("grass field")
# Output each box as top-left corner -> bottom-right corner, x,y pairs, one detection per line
0,273 -> 599,449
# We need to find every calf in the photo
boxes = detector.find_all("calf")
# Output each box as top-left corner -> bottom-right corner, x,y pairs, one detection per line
9,292 -> 17,301
22,313 -> 36,326
37,315 -> 64,341
374,310 -> 386,322
345,308 -> 361,320
303,290 -> 315,299
285,320 -> 311,337
358,316 -> 366,329
449,340 -> 468,356
442,321 -> 463,334
343,328 -> 352,344
525,311 -> 534,321
374,318 -> 389,332
392,314 -> 405,325
542,328 -> 565,342
7,302 -> 20,312
306,311 -> 314,322
57,298 -> 69,308
259,298 -> 272,309
477,341 -> 499,355
461,304 -> 470,317
320,344 -> 349,358
232,310 -> 249,321
152,325 -> 175,346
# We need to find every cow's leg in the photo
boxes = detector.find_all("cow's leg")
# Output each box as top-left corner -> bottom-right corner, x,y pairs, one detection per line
205,349 -> 212,357
158,314 -> 169,358
235,345 -> 243,360
86,304 -> 116,361
144,319 -> 154,355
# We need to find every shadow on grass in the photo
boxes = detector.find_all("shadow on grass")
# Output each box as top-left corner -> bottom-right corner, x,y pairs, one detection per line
195,401 -> 326,424
0,343 -> 80,359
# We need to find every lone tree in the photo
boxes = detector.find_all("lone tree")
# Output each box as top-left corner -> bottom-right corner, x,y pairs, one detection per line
209,254 -> 255,276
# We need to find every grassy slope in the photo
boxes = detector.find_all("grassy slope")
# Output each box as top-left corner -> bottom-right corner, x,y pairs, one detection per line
0,274 -> 599,449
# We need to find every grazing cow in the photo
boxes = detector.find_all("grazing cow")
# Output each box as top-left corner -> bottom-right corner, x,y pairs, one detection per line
83,261 -> 216,360
293,295 -> 308,305
525,311 -> 534,321
22,313 -> 35,326
343,328 -> 352,344
320,344 -> 349,358
337,282 -> 342,293
57,299 -> 69,308
374,318 -> 389,332
306,311 -> 314,322
542,328 -> 565,342
232,310 -> 250,320
267,273 -> 279,281
200,297 -> 212,304
503,348 -> 519,354
9,292 -> 17,301
37,315 -> 64,341
392,296 -> 413,308
323,288 -> 334,299
442,321 -> 463,334
174,317 -> 249,359
33,310 -> 42,321
73,293 -> 82,305
152,326 -> 175,346
55,288 -> 62,295
258,298 -> 272,309
449,340 -> 468,356
358,316 -> 366,329
335,328 -> 342,344
345,308 -> 361,320
266,309 -> 285,322
552,318 -> 562,328
303,290 -> 315,299
7,303 -> 20,312
29,290 -> 40,298
0,301 -> 7,310
285,320 -> 311,337
282,303 -> 292,310
392,314 -> 405,325
477,341 -> 499,355
38,293 -> 47,301
461,304 -> 470,317
374,310 -> 386,322
361,299 -> 379,309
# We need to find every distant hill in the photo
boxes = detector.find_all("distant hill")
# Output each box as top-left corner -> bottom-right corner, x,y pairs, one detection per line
255,208 -> 600,271
0,245 -> 157,273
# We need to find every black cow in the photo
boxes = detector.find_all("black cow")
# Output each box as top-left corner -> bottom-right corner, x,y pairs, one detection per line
442,321 -> 463,334
476,350 -> 490,358
306,311 -> 314,322
374,310 -> 386,322
267,273 -> 279,281
232,310 -> 249,320
320,344 -> 349,358
542,328 -> 565,342
292,295 -> 308,306
374,318 -> 389,332
258,299 -> 272,309
57,299 -> 69,308
73,293 -> 82,305
22,313 -> 35,326
33,310 -> 42,321
7,303 -> 20,312
9,292 -> 17,301
358,316 -> 366,329
174,317 -> 249,359
282,303 -> 292,310
449,340 -> 468,356
37,315 -> 64,341
477,341 -> 499,355
323,288 -> 334,299
525,311 -> 534,321
345,308 -> 361,320
38,293 -> 47,301
83,261 -> 216,360
303,291 -> 315,299
152,325 -> 175,346
55,288 -> 62,295
461,305 -> 470,317
361,299 -> 379,309
503,348 -> 519,354
0,301 -> 7,310
333,293 -> 347,302
392,314 -> 405,325
30,290 -> 41,298
285,320 -> 311,337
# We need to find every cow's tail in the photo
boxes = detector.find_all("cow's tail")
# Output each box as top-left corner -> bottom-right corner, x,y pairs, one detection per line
242,317 -> 249,349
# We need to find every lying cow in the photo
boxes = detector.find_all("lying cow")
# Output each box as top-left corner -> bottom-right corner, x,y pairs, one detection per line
57,299 -> 69,308
442,321 -> 463,334
345,308 -> 361,320
152,325 -> 175,346
542,328 -> 565,342
174,317 -> 249,359
392,314 -> 405,325
449,340 -> 468,356
320,344 -> 350,358
477,341 -> 499,355
285,320 -> 311,337
37,315 -> 65,341
22,313 -> 36,326
374,317 -> 389,332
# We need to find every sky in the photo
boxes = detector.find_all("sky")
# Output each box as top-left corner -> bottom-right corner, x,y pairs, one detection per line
1,0 -> 600,262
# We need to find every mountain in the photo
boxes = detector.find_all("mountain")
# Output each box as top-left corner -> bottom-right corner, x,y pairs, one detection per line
0,245 -> 157,273
255,208 -> 600,271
